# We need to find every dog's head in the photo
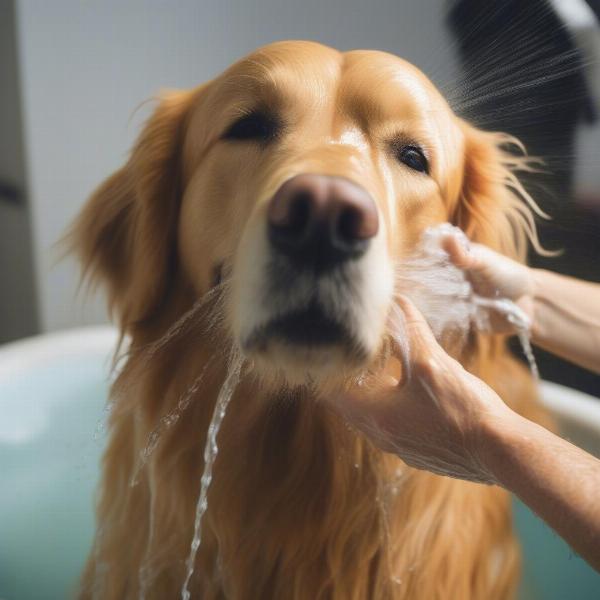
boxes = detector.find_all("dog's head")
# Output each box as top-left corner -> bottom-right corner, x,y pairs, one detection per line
72,41 -> 536,386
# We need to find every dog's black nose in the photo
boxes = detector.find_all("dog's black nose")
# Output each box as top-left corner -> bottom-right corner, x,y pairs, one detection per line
268,174 -> 378,271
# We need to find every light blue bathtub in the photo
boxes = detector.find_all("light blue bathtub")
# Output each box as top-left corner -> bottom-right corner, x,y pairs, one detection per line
0,328 -> 599,599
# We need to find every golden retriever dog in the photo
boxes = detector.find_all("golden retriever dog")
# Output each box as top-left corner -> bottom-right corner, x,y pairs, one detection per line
71,41 -> 547,599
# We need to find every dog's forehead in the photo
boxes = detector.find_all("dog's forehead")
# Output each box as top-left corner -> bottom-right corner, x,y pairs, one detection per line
215,41 -> 342,111
217,41 -> 451,120
339,50 -> 449,119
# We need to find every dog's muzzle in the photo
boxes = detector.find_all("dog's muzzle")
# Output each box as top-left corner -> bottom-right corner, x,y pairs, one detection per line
238,174 -> 383,366
267,174 -> 378,273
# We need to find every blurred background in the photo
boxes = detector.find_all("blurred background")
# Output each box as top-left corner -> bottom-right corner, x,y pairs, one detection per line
2,0 -> 600,392
1,2 -> 600,599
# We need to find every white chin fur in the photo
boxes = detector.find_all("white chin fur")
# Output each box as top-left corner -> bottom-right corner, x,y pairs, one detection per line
229,216 -> 393,385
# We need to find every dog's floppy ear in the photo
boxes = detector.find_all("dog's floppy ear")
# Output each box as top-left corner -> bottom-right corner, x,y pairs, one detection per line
69,90 -> 197,327
452,122 -> 546,261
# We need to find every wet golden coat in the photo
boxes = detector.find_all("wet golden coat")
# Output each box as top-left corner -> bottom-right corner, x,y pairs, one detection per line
70,41 -> 547,599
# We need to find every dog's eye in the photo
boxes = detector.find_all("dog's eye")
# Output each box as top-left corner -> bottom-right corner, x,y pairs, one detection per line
222,111 -> 280,142
395,145 -> 429,174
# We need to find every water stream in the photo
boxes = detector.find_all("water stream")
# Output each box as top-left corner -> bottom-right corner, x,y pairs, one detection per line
130,355 -> 218,488
180,353 -> 243,600
474,296 -> 539,378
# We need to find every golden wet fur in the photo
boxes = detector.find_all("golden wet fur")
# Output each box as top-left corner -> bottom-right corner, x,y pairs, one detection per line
70,41 -> 548,599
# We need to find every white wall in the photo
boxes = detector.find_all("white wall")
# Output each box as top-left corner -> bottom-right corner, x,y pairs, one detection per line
12,0 -> 460,332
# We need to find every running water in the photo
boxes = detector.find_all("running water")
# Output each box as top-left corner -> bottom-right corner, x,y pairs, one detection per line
136,357 -> 220,596
518,332 -> 539,380
129,286 -> 229,487
474,296 -> 539,378
143,284 -> 226,361
180,353 -> 244,600
395,223 -> 539,378
93,400 -> 116,442
130,355 -> 218,487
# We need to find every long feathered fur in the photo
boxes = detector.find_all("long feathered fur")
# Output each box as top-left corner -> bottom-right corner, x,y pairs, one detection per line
68,43 -> 549,600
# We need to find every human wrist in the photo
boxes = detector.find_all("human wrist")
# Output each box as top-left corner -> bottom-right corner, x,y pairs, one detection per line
528,268 -> 548,344
473,407 -> 531,489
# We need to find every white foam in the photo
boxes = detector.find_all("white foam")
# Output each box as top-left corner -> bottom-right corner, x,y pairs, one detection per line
395,223 -> 538,377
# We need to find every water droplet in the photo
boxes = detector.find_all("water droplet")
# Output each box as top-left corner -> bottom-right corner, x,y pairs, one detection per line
163,414 -> 179,427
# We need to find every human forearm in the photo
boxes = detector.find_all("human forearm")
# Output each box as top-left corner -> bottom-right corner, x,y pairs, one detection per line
481,412 -> 600,572
528,269 -> 600,373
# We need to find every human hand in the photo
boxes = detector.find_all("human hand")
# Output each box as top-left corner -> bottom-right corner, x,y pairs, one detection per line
332,296 -> 517,483
442,233 -> 535,333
